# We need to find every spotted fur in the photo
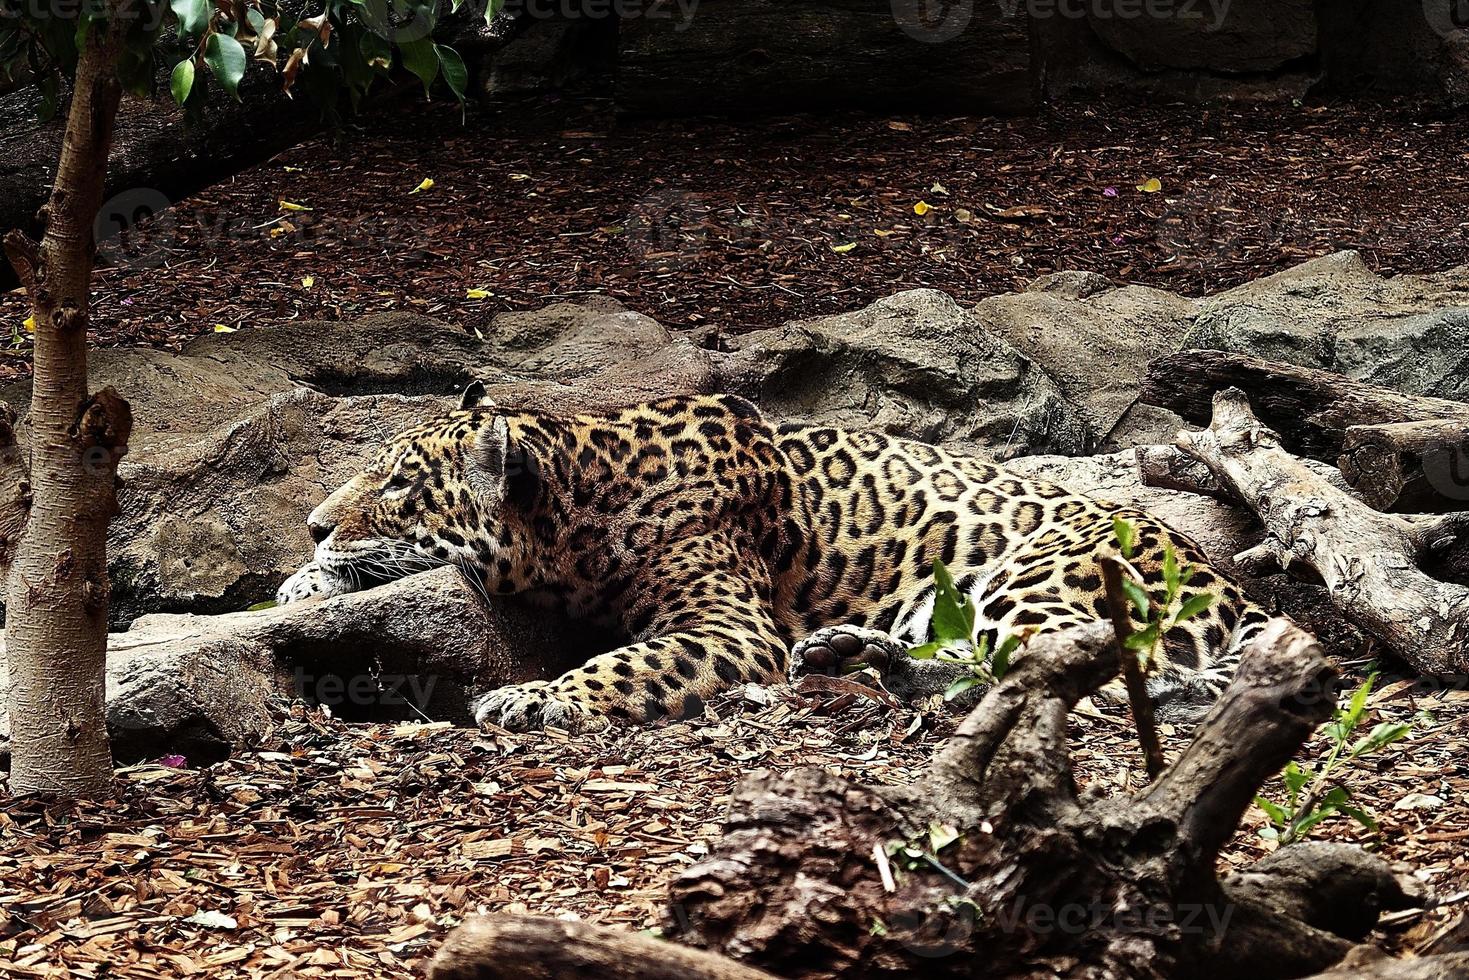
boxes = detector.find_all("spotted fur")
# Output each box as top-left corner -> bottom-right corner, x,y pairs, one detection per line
278,391 -> 1268,732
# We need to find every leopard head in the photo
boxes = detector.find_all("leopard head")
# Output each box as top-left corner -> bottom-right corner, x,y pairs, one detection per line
304,382 -> 515,591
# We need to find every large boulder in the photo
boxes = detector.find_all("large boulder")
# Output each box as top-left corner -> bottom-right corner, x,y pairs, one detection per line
0,568 -> 596,765
717,289 -> 1091,458
973,271 -> 1196,450
1184,251 -> 1469,400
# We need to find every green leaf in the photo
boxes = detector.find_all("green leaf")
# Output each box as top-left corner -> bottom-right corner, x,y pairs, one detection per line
1288,805 -> 1338,840
929,560 -> 975,646
991,634 -> 1020,682
360,29 -> 393,73
1112,515 -> 1136,560
484,0 -> 505,28
245,599 -> 278,611
1349,721 -> 1412,760
1283,760 -> 1309,804
1341,672 -> 1377,734
1124,623 -> 1160,651
246,7 -> 267,32
943,676 -> 981,701
204,33 -> 247,100
1338,802 -> 1378,833
1254,795 -> 1290,828
170,58 -> 195,105
907,641 -> 943,661
398,36 -> 438,97
1121,578 -> 1150,619
434,43 -> 467,102
36,73 -> 60,123
1172,592 -> 1214,624
171,0 -> 212,36
1163,545 -> 1180,600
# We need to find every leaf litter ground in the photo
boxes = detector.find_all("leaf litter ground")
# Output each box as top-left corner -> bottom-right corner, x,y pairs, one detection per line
3,98 -> 1469,376
1,668 -> 1466,978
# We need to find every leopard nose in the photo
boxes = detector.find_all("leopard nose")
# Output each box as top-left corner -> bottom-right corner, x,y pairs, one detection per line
308,518 -> 335,545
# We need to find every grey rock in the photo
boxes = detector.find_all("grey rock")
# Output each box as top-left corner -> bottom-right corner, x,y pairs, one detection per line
718,289 -> 1090,458
0,567 -> 593,765
1185,251 -> 1469,400
974,272 -> 1196,450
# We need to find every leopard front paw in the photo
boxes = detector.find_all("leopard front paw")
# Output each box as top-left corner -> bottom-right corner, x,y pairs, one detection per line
276,560 -> 353,605
789,624 -> 905,682
472,681 -> 609,734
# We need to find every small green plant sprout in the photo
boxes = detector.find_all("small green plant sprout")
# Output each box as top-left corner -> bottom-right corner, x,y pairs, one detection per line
907,559 -> 1021,703
1111,516 -> 1215,672
882,821 -> 968,887
1254,672 -> 1414,844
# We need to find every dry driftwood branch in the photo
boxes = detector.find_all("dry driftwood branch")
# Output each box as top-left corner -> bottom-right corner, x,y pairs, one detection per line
427,915 -> 779,980
1338,419 -> 1469,513
1173,388 -> 1469,677
1141,350 -> 1469,462
654,618 -> 1421,980
1100,555 -> 1165,779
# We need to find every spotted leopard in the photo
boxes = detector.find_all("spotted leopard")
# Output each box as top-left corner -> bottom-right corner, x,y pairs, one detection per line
277,386 -> 1268,732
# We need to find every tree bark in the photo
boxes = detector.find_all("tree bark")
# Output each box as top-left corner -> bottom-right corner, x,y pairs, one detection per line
1140,350 -> 1469,462
3,8 -> 133,797
1164,388 -> 1469,678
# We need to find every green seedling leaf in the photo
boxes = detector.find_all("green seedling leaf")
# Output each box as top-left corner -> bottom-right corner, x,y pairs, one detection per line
929,559 -> 975,646
1173,592 -> 1214,624
204,33 -> 246,100
170,58 -> 195,105
1112,516 -> 1136,560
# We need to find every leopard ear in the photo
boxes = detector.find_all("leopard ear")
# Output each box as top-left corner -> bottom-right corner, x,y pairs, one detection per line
466,415 -> 509,504
459,380 -> 495,411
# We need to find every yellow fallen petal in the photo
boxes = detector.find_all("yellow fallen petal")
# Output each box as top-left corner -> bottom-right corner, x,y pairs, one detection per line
508,173 -> 531,181
913,201 -> 932,216
278,200 -> 312,212
873,229 -> 895,237
829,242 -> 858,254
409,178 -> 435,194
269,226 -> 286,238
300,276 -> 315,289
213,323 -> 236,333
22,314 -> 35,333
1136,178 -> 1163,193
282,165 -> 303,173
466,288 -> 492,299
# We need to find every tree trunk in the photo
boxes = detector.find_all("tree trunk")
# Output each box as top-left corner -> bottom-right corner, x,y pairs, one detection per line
3,10 -> 132,797
1337,419 -> 1469,513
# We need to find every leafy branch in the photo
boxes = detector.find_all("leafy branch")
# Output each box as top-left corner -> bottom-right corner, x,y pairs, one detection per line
907,559 -> 1021,703
1254,672 -> 1416,844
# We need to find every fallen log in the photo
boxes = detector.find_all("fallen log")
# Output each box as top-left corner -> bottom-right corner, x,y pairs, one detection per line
1164,388 -> 1469,677
428,915 -> 779,980
1338,419 -> 1469,513
1141,352 -> 1469,512
431,619 -> 1436,980
1141,350 -> 1469,458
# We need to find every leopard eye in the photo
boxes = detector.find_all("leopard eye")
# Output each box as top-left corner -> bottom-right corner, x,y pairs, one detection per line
384,470 -> 412,492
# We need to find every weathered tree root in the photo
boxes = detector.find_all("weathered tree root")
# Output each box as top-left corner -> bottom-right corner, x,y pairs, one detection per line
1149,387 -> 1469,678
431,620 -> 1433,980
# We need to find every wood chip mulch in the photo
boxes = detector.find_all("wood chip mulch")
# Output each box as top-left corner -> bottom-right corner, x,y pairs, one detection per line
4,98 -> 1469,380
2,665 -> 1466,978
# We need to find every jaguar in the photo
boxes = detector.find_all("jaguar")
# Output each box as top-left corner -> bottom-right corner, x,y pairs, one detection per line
277,386 -> 1268,732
